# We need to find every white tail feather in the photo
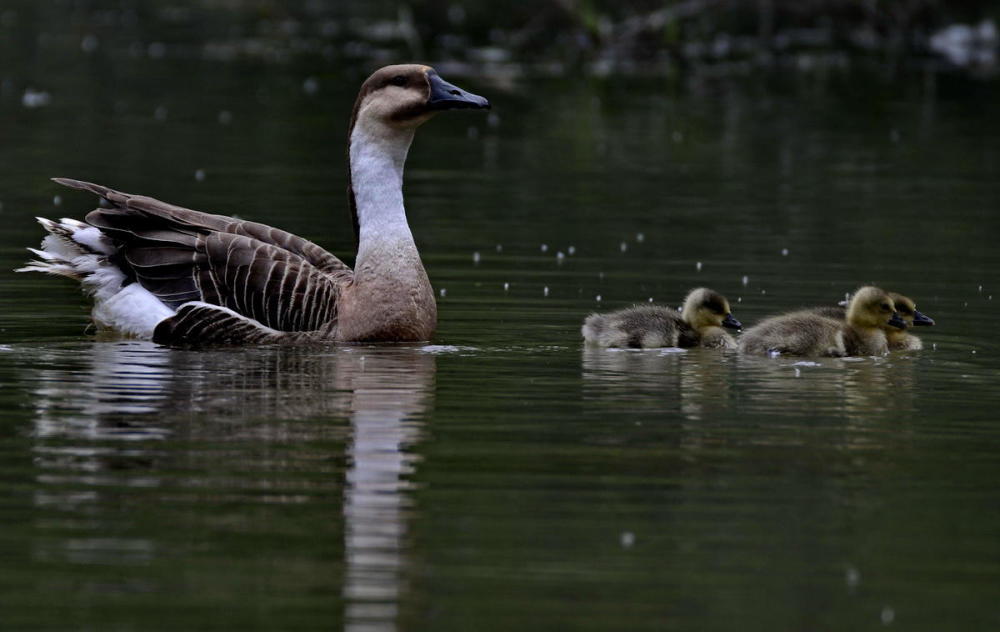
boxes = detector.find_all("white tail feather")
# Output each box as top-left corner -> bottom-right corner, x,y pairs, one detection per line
18,216 -> 174,338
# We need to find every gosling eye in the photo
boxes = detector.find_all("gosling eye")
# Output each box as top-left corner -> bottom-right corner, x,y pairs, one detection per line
389,75 -> 408,87
880,302 -> 892,312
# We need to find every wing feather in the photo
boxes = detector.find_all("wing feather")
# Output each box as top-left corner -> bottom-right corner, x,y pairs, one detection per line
54,178 -> 348,333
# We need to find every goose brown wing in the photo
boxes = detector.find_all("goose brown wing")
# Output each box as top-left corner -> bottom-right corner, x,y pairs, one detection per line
54,178 -> 352,276
58,178 -> 349,332
123,231 -> 341,331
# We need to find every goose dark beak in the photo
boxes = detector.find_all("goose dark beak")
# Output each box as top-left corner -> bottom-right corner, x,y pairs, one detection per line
427,71 -> 490,111
912,310 -> 935,326
888,312 -> 907,330
722,313 -> 742,330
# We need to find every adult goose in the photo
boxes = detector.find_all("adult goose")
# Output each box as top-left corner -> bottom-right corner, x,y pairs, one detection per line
18,64 -> 489,345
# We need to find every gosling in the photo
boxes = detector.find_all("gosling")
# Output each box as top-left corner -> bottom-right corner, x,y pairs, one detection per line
810,291 -> 934,350
582,288 -> 742,349
738,286 -> 906,357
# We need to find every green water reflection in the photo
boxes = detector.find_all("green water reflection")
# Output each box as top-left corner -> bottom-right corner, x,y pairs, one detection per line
2,7 -> 1000,632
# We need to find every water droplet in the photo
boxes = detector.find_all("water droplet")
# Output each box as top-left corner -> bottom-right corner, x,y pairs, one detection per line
194,169 -> 206,182
439,288 -> 447,298
543,286 -> 549,297
781,248 -> 789,256
619,241 -> 628,253
567,245 -> 576,255
978,285 -> 983,292
218,110 -> 233,125
447,4 -> 466,24
154,105 -> 168,121
21,88 -> 51,109
737,297 -> 742,303
695,261 -> 702,271
472,251 -> 481,264
503,282 -> 509,291
598,272 -> 605,280
81,34 -> 99,54
671,130 -> 683,143
596,295 -> 602,302
761,289 -> 766,295
302,76 -> 319,95
52,195 -> 62,206
556,251 -> 565,261
648,297 -> 654,303
932,343 -> 937,351
794,368 -> 801,377
620,531 -> 635,548
540,243 -> 548,253
972,349 -> 977,354
741,275 -> 749,286
635,232 -> 645,243
845,566 -> 861,589
148,42 -> 167,59
880,606 -> 895,625
495,244 -> 503,253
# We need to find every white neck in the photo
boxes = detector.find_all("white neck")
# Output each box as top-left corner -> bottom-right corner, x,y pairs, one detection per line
349,118 -> 417,264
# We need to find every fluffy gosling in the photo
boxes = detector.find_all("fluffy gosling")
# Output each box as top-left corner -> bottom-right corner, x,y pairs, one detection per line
738,286 -> 905,357
582,288 -> 741,349
809,291 -> 934,350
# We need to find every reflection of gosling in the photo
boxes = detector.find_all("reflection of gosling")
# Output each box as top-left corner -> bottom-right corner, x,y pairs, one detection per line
582,288 -> 742,349
739,286 -> 906,357
810,291 -> 935,350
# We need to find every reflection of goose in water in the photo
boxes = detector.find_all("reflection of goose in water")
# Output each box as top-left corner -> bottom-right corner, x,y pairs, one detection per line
581,346 -> 734,425
24,342 -> 435,632
735,354 -> 918,437
583,344 -> 918,453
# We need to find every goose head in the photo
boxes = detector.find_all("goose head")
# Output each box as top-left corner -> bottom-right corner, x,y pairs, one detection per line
889,292 -> 935,327
846,286 -> 906,330
681,287 -> 742,331
350,64 -> 490,133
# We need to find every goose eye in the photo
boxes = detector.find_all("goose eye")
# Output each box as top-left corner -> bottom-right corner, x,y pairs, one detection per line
389,75 -> 407,87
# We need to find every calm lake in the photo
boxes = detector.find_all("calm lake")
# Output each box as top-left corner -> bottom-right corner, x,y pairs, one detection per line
2,11 -> 1000,632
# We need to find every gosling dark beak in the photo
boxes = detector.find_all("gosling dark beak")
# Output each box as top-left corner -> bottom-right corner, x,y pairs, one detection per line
888,312 -> 907,330
722,313 -> 742,330
427,70 -> 490,111
912,310 -> 935,326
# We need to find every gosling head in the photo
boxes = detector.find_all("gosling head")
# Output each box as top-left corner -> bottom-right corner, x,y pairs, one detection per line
350,64 -> 490,133
889,292 -> 935,327
681,288 -> 742,331
846,286 -> 906,330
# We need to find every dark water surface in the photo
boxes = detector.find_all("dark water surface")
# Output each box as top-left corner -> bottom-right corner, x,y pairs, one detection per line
3,20 -> 1000,632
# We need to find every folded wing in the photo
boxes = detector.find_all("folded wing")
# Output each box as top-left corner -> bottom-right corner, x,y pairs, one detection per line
57,178 -> 352,333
